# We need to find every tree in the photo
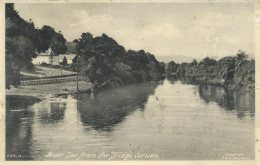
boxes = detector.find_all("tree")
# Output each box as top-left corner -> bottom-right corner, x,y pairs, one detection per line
236,50 -> 248,61
76,33 -> 113,85
36,25 -> 67,54
61,56 -> 68,66
199,57 -> 217,67
5,3 -> 67,88
159,62 -> 166,74
73,39 -> 79,44
5,4 -> 37,88
50,32 -> 67,54
36,25 -> 55,52
191,59 -> 198,66
166,61 -> 179,76
74,32 -> 163,86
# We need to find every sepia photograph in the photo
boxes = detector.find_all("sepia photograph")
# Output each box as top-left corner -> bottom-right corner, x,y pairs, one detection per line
2,0 -> 259,162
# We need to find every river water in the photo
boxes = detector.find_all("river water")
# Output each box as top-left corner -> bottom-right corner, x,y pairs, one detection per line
6,79 -> 255,160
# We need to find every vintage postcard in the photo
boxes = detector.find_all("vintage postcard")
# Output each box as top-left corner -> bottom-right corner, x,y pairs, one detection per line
0,0 -> 259,164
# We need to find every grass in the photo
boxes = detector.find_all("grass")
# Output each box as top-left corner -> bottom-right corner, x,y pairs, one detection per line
6,81 -> 92,99
21,66 -> 76,78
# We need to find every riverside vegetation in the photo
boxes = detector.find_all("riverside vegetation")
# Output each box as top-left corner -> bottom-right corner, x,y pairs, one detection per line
166,50 -> 255,91
6,3 -> 254,100
71,33 -> 165,89
6,4 -> 67,89
5,4 -> 165,91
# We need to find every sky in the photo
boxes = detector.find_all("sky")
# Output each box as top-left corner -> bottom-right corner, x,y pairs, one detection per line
14,2 -> 255,62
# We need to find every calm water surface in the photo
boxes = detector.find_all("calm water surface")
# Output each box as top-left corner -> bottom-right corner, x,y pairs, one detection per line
6,79 -> 255,160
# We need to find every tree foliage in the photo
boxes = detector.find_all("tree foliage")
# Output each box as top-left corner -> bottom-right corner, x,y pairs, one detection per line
6,4 -> 37,88
166,61 -> 179,76
166,51 -> 254,89
61,56 -> 68,66
5,3 -> 67,88
36,26 -> 67,54
73,32 -> 164,86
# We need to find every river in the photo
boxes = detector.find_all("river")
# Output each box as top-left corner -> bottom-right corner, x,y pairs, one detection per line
6,79 -> 255,160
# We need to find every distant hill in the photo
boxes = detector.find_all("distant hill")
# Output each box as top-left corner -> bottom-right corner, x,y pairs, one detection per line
156,53 -> 255,64
156,55 -> 200,64
66,41 -> 77,54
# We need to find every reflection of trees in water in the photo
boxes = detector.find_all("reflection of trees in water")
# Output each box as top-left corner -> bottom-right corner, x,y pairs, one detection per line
167,76 -> 178,84
50,102 -> 66,121
77,83 -> 159,132
198,85 -> 255,119
37,102 -> 66,124
6,110 -> 34,160
6,98 -> 68,160
167,76 -> 255,119
168,76 -> 197,85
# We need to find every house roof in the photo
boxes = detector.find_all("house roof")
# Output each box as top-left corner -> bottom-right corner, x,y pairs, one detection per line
36,48 -> 76,59
37,48 -> 54,56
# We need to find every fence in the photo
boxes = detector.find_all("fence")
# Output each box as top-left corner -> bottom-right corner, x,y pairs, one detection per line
20,76 -> 84,86
21,73 -> 77,81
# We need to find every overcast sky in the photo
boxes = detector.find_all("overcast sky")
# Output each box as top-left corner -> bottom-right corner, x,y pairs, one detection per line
15,2 -> 254,60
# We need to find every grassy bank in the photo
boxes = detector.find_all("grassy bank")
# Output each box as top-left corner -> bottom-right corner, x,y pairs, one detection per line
21,65 -> 76,79
6,81 -> 92,100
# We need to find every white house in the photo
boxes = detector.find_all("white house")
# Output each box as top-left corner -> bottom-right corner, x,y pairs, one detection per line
32,48 -> 53,65
32,54 -> 49,64
32,48 -> 76,65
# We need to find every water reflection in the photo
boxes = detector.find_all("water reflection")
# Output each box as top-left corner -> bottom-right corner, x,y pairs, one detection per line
6,100 -> 67,160
37,101 -> 66,124
6,109 -> 34,160
198,85 -> 255,119
6,80 -> 255,160
77,82 -> 159,131
167,77 -> 255,119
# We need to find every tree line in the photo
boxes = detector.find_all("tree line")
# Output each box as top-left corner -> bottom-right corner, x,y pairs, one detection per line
5,4 -> 165,89
71,32 -> 165,88
166,50 -> 255,90
5,4 -> 67,88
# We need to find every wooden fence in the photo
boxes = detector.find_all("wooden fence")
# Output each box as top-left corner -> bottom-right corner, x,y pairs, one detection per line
20,76 -> 84,86
21,73 -> 78,81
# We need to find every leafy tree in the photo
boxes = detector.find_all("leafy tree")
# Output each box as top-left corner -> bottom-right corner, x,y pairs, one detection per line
74,32 -> 163,86
199,57 -> 217,67
50,32 -> 67,54
35,25 -> 55,52
165,50 -> 254,89
159,62 -> 166,74
61,56 -> 68,66
36,26 -> 67,54
166,61 -> 179,76
75,33 -> 114,84
5,4 -> 37,88
5,3 -> 67,88
191,59 -> 198,66
236,50 -> 248,60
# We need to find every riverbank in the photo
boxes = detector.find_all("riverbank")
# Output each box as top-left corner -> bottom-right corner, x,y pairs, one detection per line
166,53 -> 255,91
6,81 -> 92,100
